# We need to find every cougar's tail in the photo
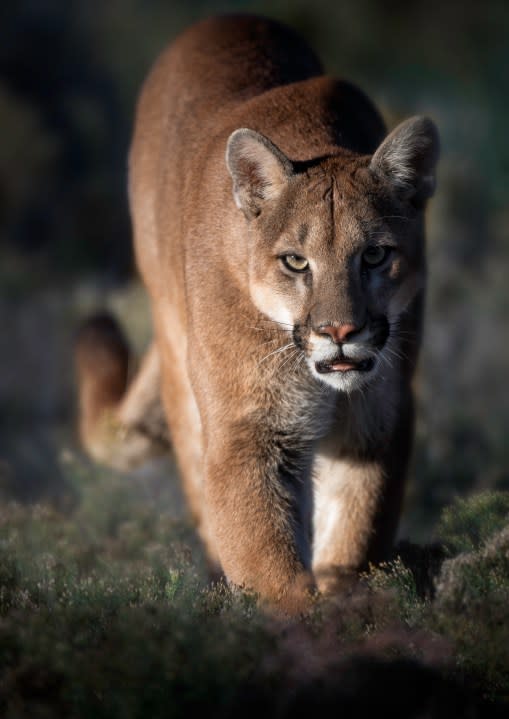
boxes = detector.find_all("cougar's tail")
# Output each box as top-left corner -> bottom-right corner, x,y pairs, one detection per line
74,313 -> 170,471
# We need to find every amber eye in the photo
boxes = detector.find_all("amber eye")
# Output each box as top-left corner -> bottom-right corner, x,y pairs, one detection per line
281,254 -> 309,273
362,246 -> 389,267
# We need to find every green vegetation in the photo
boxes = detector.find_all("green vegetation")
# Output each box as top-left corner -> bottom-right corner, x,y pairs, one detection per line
436,491 -> 509,554
0,456 -> 507,716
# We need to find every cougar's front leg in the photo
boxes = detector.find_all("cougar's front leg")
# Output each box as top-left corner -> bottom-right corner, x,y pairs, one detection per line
312,408 -> 413,595
204,418 -> 315,613
312,456 -> 387,593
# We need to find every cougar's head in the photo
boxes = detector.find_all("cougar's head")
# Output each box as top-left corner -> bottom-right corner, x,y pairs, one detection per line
226,118 -> 439,392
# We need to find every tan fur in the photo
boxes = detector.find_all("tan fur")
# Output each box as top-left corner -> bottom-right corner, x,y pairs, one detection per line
75,14 -> 439,614
75,316 -> 169,471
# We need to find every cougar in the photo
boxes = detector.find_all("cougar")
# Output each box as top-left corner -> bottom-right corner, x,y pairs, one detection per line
75,14 -> 439,613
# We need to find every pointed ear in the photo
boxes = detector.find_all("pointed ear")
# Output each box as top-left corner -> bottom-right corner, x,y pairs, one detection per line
226,128 -> 294,218
370,116 -> 440,206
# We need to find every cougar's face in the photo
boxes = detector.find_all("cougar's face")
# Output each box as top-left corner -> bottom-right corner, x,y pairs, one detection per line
226,120 -> 438,393
247,161 -> 426,393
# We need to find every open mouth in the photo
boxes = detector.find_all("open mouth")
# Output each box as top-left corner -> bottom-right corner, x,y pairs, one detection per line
314,356 -> 375,374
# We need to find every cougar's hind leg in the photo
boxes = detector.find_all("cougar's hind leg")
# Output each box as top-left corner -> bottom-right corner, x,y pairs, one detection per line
74,313 -> 169,470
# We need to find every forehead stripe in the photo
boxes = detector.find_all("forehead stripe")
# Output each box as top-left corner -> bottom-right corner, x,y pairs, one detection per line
297,224 -> 309,246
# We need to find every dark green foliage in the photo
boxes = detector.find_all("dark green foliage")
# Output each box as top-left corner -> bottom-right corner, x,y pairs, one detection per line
0,460 -> 272,718
433,525 -> 509,702
436,491 -> 509,554
0,457 -> 508,715
367,492 -> 509,704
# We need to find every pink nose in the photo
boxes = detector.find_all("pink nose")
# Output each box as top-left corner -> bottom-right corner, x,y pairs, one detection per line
318,323 -> 360,343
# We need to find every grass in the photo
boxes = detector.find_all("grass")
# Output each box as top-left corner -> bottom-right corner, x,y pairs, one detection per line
0,452 -> 508,717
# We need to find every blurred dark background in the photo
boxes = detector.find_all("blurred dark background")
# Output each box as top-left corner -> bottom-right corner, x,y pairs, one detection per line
0,0 -> 508,540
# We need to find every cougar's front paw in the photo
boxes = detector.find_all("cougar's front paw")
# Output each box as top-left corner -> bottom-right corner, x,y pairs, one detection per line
314,565 -> 360,597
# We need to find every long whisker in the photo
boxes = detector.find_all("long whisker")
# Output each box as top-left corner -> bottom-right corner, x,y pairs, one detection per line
260,321 -> 294,331
384,344 -> 411,363
277,348 -> 300,371
378,351 -> 394,371
263,347 -> 300,384
290,353 -> 306,374
248,325 -> 285,334
258,342 -> 294,365
259,336 -> 282,347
